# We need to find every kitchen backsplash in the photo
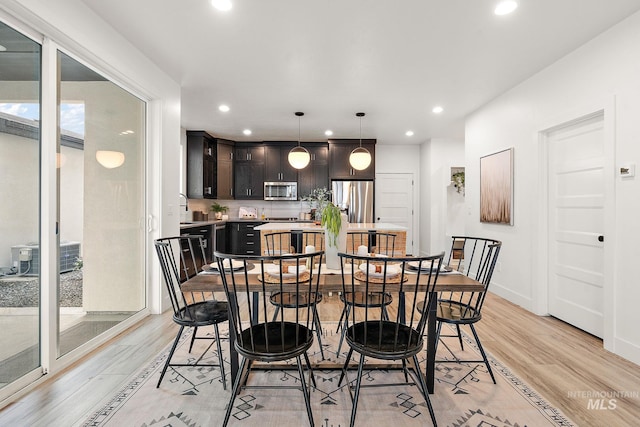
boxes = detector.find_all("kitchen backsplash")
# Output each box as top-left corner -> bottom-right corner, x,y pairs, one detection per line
187,199 -> 312,220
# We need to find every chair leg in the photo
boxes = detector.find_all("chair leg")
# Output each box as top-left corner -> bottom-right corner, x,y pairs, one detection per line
469,324 -> 496,384
157,325 -> 184,388
189,326 -> 198,353
213,323 -> 226,390
409,355 -> 438,427
222,356 -> 248,427
349,354 -> 366,427
435,321 -> 444,354
271,305 -> 281,322
337,347 -> 353,387
303,352 -> 317,389
336,304 -> 347,333
336,304 -> 351,357
312,307 -> 325,360
456,324 -> 464,350
401,359 -> 409,383
296,355 -> 315,427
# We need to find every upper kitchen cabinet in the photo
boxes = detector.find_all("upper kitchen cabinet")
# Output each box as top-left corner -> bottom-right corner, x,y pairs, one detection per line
264,142 -> 298,182
234,143 -> 265,199
217,139 -> 234,199
328,139 -> 376,180
298,142 -> 329,198
186,131 -> 217,198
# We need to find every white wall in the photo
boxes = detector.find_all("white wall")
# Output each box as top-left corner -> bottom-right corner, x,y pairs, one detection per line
465,11 -> 640,364
419,138 -> 465,256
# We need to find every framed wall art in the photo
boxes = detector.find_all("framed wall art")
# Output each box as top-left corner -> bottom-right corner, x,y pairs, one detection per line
480,148 -> 514,225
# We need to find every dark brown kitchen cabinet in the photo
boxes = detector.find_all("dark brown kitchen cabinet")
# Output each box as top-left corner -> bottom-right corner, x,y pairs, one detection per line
234,144 -> 264,199
217,140 -> 234,199
179,224 -> 212,280
228,221 -> 263,255
264,142 -> 298,182
186,131 -> 217,198
298,142 -> 329,198
328,139 -> 376,180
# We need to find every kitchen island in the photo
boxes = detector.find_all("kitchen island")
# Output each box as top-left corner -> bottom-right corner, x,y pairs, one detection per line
255,222 -> 407,255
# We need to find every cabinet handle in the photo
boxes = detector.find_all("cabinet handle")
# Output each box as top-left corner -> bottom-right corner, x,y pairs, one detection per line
204,187 -> 212,195
246,233 -> 254,237
248,152 -> 252,161
247,241 -> 254,245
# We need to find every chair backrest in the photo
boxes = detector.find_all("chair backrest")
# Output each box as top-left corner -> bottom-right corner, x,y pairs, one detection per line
347,231 -> 397,256
338,252 -> 445,354
445,236 -> 502,312
263,230 -> 325,256
155,236 -> 207,317
214,250 -> 324,355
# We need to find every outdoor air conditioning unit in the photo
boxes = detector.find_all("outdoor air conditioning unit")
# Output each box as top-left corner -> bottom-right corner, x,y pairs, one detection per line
10,242 -> 81,276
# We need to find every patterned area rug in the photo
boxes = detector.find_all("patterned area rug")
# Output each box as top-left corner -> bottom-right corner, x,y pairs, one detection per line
82,323 -> 574,427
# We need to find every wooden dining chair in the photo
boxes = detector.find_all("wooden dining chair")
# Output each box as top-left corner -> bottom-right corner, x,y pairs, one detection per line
215,250 -> 325,427
154,236 -> 228,389
337,251 -> 444,427
263,230 -> 326,359
417,236 -> 502,384
335,231 -> 397,356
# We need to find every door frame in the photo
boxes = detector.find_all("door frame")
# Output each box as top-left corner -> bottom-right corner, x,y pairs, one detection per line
535,96 -> 616,348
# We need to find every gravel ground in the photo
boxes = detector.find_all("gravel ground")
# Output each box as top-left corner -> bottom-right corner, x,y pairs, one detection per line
0,270 -> 82,307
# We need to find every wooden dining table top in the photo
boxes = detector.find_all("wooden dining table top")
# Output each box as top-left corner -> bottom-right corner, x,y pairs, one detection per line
182,265 -> 484,294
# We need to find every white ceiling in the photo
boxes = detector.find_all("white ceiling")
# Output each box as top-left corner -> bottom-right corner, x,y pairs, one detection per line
83,0 -> 640,145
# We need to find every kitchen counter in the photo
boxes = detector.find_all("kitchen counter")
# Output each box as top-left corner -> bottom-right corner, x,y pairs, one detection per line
254,222 -> 407,231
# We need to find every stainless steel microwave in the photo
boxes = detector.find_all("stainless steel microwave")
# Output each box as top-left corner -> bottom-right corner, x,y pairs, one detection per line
264,181 -> 298,201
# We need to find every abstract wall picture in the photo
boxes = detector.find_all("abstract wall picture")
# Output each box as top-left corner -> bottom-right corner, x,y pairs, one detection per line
480,148 -> 513,225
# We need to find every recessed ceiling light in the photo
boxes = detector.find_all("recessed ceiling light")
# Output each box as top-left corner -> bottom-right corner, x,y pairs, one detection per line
325,130 -> 333,136
432,106 -> 444,114
405,131 -> 414,137
211,0 -> 232,12
243,129 -> 252,136
218,104 -> 230,112
494,1 -> 518,15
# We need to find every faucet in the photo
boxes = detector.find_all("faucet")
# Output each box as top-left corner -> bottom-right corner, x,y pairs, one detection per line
178,193 -> 189,212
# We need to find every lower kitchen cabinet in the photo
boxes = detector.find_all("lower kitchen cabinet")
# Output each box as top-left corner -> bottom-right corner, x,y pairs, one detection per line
228,221 -> 263,255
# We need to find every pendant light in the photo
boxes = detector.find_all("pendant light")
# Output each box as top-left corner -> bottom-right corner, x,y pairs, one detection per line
349,112 -> 371,171
288,111 -> 311,169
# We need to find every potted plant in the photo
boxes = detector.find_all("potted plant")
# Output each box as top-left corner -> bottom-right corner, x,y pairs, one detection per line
452,171 -> 465,195
210,202 -> 229,220
302,187 -> 331,223
321,202 -> 348,269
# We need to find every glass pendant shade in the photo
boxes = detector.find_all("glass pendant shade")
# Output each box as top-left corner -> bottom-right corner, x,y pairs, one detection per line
349,146 -> 371,170
96,150 -> 125,169
288,146 -> 311,169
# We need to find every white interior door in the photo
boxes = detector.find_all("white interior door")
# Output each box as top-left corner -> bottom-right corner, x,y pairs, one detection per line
375,173 -> 414,255
548,113 -> 604,338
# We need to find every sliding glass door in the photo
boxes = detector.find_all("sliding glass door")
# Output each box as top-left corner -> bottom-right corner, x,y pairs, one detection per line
0,20 -> 41,388
0,17 -> 147,390
56,52 -> 147,356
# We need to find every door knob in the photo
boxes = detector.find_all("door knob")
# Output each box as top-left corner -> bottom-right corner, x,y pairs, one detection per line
598,235 -> 604,242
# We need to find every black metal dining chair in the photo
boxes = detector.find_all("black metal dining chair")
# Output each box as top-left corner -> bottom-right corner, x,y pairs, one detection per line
263,230 -> 326,359
337,252 -> 444,427
417,236 -> 502,384
154,236 -> 229,389
335,231 -> 397,356
215,250 -> 324,427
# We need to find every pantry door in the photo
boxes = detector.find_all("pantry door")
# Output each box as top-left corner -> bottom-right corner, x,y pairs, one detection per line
375,173 -> 414,255
547,112 -> 605,338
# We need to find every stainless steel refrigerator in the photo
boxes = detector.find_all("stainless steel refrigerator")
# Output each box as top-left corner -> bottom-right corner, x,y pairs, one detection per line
331,180 -> 374,223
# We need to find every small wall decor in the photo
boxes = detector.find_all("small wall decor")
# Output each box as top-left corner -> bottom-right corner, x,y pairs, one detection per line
480,148 -> 513,225
451,167 -> 465,195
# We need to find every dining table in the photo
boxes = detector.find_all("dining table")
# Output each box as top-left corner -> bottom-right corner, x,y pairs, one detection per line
181,263 -> 484,394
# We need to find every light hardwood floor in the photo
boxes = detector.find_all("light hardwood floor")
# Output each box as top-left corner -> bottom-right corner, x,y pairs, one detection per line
0,292 -> 638,426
